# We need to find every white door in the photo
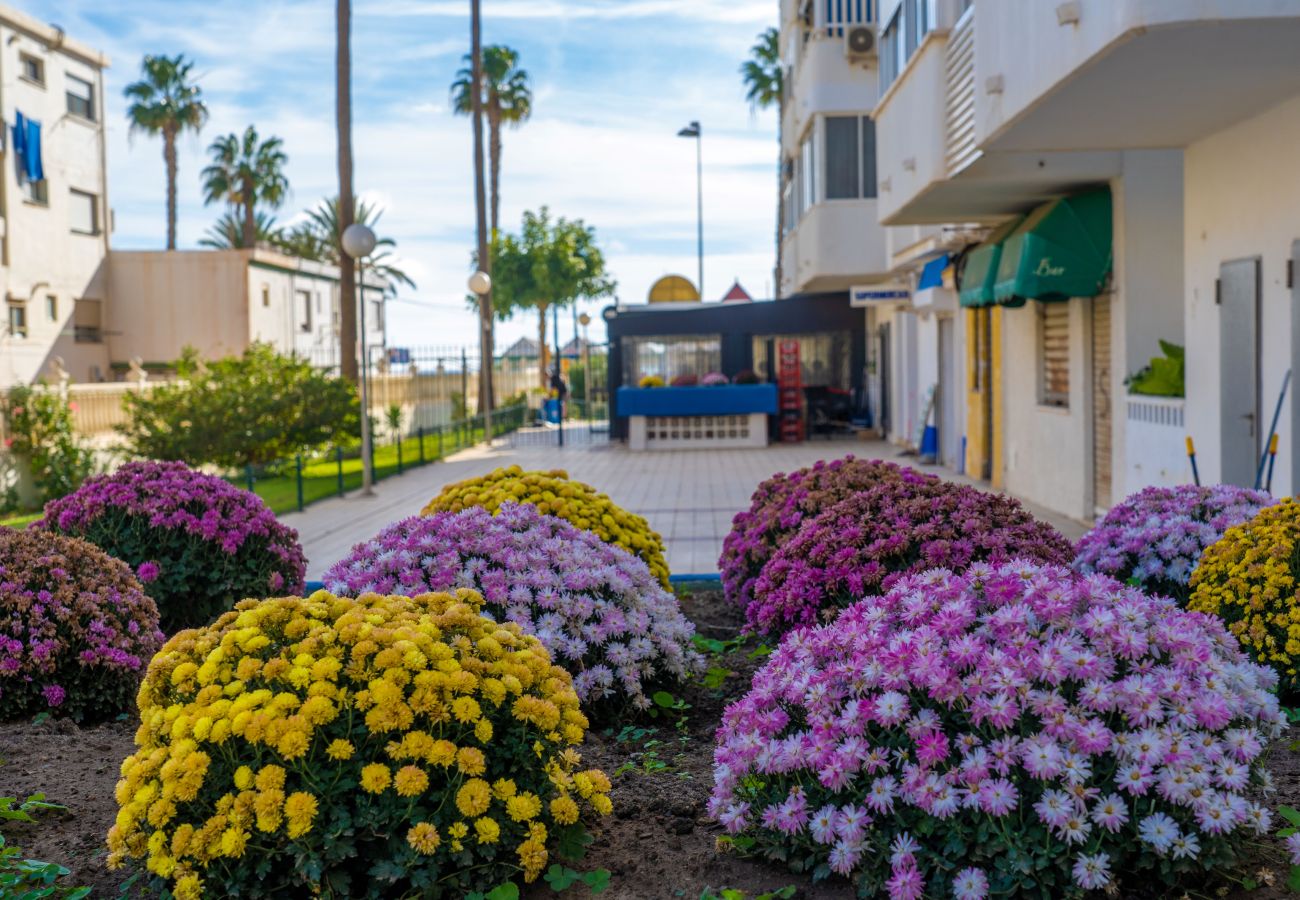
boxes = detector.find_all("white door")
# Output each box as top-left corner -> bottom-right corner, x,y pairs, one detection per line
1219,258 -> 1260,487
938,316 -> 958,467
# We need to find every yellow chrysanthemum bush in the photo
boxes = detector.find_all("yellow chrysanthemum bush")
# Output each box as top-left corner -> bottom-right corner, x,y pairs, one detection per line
106,589 -> 612,898
1189,497 -> 1300,693
421,465 -> 670,588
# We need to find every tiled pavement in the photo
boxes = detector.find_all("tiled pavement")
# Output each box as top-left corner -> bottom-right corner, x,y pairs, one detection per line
285,427 -> 1089,579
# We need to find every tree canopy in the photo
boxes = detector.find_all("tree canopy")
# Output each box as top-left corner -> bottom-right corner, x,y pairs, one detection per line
485,207 -> 616,321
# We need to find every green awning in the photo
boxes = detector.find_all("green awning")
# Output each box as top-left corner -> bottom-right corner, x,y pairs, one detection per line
958,217 -> 1024,308
993,188 -> 1112,304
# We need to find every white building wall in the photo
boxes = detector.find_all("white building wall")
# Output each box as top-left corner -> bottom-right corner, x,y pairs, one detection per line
1002,299 -> 1090,519
0,9 -> 110,386
1184,93 -> 1300,498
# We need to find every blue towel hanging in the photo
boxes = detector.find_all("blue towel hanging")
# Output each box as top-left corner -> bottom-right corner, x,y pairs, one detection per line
11,111 -> 27,178
23,116 -> 44,182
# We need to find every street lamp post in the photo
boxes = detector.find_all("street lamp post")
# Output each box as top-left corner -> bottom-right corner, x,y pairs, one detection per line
677,120 -> 703,299
342,223 -> 377,497
468,270 -> 494,444
578,312 -> 591,418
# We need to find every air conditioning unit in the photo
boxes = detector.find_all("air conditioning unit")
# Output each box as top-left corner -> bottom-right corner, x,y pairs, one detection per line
845,24 -> 877,63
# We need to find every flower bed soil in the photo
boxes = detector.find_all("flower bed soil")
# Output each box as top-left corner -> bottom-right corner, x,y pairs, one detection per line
2,589 -> 1298,899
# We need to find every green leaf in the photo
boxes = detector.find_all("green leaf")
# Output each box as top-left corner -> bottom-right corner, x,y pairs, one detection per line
1288,864 -> 1300,894
583,869 -> 612,894
554,823 -> 594,862
487,884 -> 520,900
1279,806 -> 1300,827
545,864 -> 581,891
652,691 -> 676,708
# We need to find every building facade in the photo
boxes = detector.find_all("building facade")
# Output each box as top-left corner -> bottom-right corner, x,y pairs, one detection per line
0,5 -> 111,386
107,249 -> 386,376
866,0 -> 1300,518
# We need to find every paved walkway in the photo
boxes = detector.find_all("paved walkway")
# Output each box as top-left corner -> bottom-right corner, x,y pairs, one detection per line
284,430 -> 1088,579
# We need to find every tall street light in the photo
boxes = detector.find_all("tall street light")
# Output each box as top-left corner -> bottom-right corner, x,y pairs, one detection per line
468,270 -> 493,443
342,222 -> 377,497
677,120 -> 703,300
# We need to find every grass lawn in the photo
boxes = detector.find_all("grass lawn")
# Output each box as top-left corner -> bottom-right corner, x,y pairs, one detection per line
244,423 -> 492,515
0,510 -> 41,529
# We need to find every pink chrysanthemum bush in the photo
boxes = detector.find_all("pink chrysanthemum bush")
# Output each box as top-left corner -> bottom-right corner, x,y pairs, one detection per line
0,527 -> 163,721
719,457 -> 930,611
747,483 -> 1072,637
323,503 -> 701,710
1073,484 -> 1275,602
38,460 -> 306,631
710,562 -> 1284,898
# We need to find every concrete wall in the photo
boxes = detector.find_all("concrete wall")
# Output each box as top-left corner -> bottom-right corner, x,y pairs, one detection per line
782,197 -> 889,294
1001,299 -> 1090,518
0,9 -> 110,385
875,31 -> 950,224
1184,92 -> 1300,497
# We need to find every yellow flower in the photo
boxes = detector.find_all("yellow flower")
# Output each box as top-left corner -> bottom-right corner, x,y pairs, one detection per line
254,765 -> 286,793
452,695 -> 481,723
457,746 -> 486,776
394,765 -> 429,797
456,778 -> 492,817
474,718 -> 494,743
591,793 -> 613,816
219,826 -> 249,858
254,789 -> 284,833
233,766 -> 254,791
284,791 -> 318,838
550,794 -> 579,825
326,739 -> 354,761
474,817 -> 501,845
360,763 -> 392,794
407,822 -> 440,854
506,792 -> 542,822
173,874 -> 203,900
277,729 -> 310,760
492,778 -> 517,801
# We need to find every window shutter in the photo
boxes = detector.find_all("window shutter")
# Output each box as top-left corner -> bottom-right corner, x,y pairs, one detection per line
1040,302 -> 1070,407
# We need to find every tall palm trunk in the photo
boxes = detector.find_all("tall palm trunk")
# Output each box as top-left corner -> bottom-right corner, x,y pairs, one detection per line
164,125 -> 179,250
537,303 -> 549,389
337,0 -> 358,382
488,105 -> 502,239
774,115 -> 784,299
241,177 -> 256,248
471,0 -> 494,413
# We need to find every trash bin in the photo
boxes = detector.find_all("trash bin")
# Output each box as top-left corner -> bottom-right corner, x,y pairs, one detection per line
543,399 -> 562,424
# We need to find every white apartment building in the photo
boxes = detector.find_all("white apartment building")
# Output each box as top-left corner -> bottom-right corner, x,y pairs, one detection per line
871,0 -> 1300,519
0,6 -> 111,386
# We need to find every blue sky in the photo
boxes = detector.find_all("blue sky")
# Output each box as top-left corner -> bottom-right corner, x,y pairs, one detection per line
20,0 -> 779,348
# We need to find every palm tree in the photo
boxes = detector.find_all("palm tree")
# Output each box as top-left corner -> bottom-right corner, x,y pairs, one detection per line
200,126 -> 289,250
279,197 -> 415,296
451,45 -> 532,238
468,1 -> 493,415
741,27 -> 784,297
198,210 -> 281,249
336,0 -> 358,383
124,54 -> 208,250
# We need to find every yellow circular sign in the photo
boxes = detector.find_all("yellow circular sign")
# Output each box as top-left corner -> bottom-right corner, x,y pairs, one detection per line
648,275 -> 700,303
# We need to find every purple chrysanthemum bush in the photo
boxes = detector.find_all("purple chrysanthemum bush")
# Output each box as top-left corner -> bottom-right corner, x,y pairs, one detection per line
1074,485 -> 1275,601
38,460 -> 306,632
747,481 -> 1073,638
719,457 -> 930,612
710,562 -> 1284,898
324,502 -> 701,710
0,528 -> 163,721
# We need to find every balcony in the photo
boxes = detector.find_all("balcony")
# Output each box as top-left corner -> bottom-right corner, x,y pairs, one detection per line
780,198 -> 888,295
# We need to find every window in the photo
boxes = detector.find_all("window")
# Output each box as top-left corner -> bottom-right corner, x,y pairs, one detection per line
45,295 -> 57,321
21,178 -> 48,205
66,73 -> 95,120
19,53 -> 44,86
371,300 -> 383,333
821,116 -> 877,200
261,285 -> 271,307
69,190 -> 98,234
881,10 -> 901,88
824,117 -> 860,200
74,299 -> 102,343
1039,302 -> 1070,408
297,289 -> 312,332
7,302 -> 27,338
621,335 -> 721,385
861,117 -> 878,198
881,0 -> 935,90
798,131 -> 817,217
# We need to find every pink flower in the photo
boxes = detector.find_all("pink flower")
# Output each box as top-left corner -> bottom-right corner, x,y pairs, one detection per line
42,684 -> 66,707
135,561 -> 160,584
1285,831 -> 1300,865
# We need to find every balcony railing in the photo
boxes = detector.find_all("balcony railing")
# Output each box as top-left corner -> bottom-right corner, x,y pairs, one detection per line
819,0 -> 873,37
943,6 -> 979,175
74,325 -> 103,344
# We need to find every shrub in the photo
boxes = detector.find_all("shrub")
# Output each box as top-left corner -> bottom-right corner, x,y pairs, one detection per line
119,343 -> 359,468
38,461 -> 305,631
1189,497 -> 1300,692
422,465 -> 670,588
719,457 -> 928,611
670,373 -> 698,387
1074,485 -> 1274,602
1,383 -> 95,507
324,503 -> 701,710
748,482 -> 1073,637
107,590 -> 611,898
700,372 -> 730,387
0,528 -> 163,722
638,375 -> 665,388
710,562 -> 1283,898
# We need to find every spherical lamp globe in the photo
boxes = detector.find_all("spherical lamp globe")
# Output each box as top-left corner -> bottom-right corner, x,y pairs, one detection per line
468,270 -> 492,296
341,223 -> 377,260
